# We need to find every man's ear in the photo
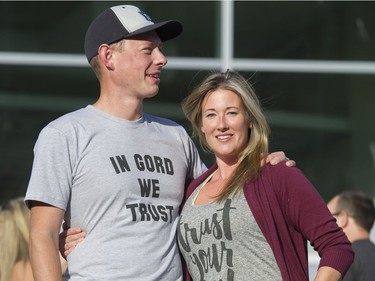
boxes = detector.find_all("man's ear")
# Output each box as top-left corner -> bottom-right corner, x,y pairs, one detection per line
98,44 -> 115,70
339,210 -> 350,228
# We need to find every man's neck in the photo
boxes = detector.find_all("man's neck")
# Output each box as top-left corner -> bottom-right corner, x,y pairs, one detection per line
346,228 -> 370,243
94,93 -> 143,121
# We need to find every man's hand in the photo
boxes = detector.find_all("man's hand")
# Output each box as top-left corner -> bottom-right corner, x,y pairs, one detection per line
266,151 -> 296,167
59,226 -> 86,259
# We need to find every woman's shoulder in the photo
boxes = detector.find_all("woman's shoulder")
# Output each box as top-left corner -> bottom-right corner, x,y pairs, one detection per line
258,162 -> 312,193
262,161 -> 302,177
11,260 -> 34,281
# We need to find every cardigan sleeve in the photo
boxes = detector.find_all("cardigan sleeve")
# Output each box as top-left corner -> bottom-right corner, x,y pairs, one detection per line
268,163 -> 354,275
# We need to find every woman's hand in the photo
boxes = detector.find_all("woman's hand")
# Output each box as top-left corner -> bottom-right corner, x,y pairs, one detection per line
59,226 -> 86,259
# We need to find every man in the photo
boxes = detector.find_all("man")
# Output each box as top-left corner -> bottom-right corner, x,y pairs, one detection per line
25,5 -> 292,281
327,190 -> 375,281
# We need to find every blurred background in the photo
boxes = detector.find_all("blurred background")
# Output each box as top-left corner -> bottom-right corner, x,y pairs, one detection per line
1,1 -> 375,205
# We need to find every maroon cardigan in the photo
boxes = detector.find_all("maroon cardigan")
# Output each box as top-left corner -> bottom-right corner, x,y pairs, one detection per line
181,163 -> 354,281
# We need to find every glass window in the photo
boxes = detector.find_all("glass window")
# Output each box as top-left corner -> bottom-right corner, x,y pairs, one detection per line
0,1 -> 374,201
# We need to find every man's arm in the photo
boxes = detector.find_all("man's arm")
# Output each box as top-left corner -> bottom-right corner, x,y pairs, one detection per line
29,201 -> 65,281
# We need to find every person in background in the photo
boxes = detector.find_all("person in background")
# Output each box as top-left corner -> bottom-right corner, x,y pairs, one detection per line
327,190 -> 375,281
0,197 -> 67,281
178,70 -> 354,281
0,197 -> 33,281
25,4 -> 293,281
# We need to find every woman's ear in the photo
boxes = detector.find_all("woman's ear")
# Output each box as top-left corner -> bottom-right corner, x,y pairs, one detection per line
201,126 -> 205,134
249,121 -> 253,129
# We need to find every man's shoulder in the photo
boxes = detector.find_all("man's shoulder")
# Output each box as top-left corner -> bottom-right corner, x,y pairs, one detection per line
143,113 -> 189,137
34,107 -> 95,143
48,107 -> 88,124
144,113 -> 182,127
352,239 -> 375,254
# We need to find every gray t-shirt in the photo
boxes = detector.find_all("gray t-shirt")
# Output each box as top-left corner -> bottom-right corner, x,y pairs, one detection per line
25,105 -> 206,281
178,172 -> 282,281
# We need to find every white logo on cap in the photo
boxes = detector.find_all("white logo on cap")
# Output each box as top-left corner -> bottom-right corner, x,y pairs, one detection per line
138,10 -> 152,22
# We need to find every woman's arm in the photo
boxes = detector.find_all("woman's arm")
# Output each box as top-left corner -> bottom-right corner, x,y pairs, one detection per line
280,166 -> 354,277
59,226 -> 86,258
314,266 -> 342,281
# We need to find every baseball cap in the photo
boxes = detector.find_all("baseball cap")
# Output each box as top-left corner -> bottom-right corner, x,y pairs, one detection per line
84,5 -> 183,62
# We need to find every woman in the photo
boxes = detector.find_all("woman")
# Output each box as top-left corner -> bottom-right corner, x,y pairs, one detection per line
0,197 -> 67,281
0,197 -> 34,281
178,70 -> 353,280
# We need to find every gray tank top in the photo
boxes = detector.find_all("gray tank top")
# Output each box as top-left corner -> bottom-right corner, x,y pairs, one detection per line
178,172 -> 282,281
